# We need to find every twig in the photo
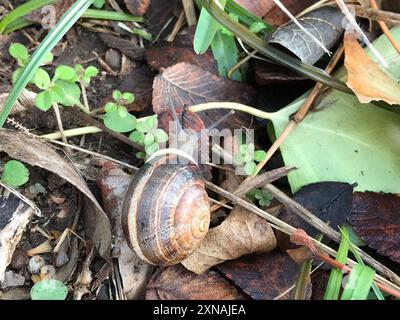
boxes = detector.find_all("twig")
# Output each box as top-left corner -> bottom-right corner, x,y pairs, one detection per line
182,0 -> 197,26
353,5 -> 400,25
41,126 -> 102,140
370,0 -> 400,54
228,49 -> 258,79
167,10 -> 186,42
80,80 -> 91,113
52,102 -> 68,146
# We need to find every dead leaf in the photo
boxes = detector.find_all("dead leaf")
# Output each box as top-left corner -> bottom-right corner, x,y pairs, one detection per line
279,182 -> 354,238
97,162 -> 153,299
145,0 -> 179,37
145,265 -> 247,300
344,31 -> 400,104
181,206 -> 276,275
99,33 -> 145,61
287,246 -> 314,264
0,129 -> 111,259
348,192 -> 400,263
0,185 -> 38,282
152,62 -> 255,129
234,0 -> 275,17
217,251 -> 312,300
26,0 -> 75,23
124,0 -> 151,16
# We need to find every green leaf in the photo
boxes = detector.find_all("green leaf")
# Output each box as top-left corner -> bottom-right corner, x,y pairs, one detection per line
31,279 -> 68,300
83,66 -> 98,83
145,142 -> 160,155
92,0 -> 105,9
12,68 -> 23,83
239,144 -> 248,155
254,189 -> 263,200
122,92 -> 135,103
54,65 -> 77,81
220,12 -> 239,36
113,90 -> 122,101
254,150 -> 267,162
33,68 -> 51,90
211,29 -> 241,81
9,43 -> 29,66
154,129 -> 169,143
234,153 -> 246,165
244,161 -> 257,176
145,116 -> 158,129
104,102 -> 118,113
41,52 -> 53,65
129,130 -> 145,144
250,21 -> 268,34
136,152 -> 146,159
1,160 -> 29,188
103,110 -> 137,133
35,90 -> 53,111
144,132 -> 155,146
118,106 -> 128,118
0,0 -> 95,128
194,0 -> 227,55
136,120 -> 150,133
341,265 -> 375,300
51,80 -> 81,107
324,227 -> 350,300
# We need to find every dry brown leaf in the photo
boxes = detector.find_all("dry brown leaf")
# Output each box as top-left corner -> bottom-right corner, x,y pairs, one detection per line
344,32 -> 400,104
181,206 -> 276,274
145,265 -> 247,300
234,0 -> 275,17
124,0 -> 151,16
262,0 -> 316,26
0,129 -> 111,259
26,0 -> 75,23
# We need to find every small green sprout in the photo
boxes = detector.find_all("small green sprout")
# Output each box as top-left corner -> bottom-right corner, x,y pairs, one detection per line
1,160 -> 29,188
103,90 -> 137,132
129,115 -> 169,158
235,143 -> 267,176
9,43 -> 53,84
247,188 -> 273,208
75,64 -> 99,85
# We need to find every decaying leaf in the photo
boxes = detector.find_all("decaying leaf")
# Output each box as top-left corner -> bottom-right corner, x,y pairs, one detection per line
145,265 -> 247,300
99,33 -> 145,61
344,31 -> 400,105
0,129 -> 111,259
348,192 -> 400,264
262,0 -> 318,26
269,6 -> 344,65
279,182 -> 354,238
26,0 -> 75,24
97,162 -> 153,299
152,62 -> 255,129
124,0 -> 151,16
182,206 -> 276,275
145,0 -> 179,37
0,185 -> 39,282
217,251 -> 312,300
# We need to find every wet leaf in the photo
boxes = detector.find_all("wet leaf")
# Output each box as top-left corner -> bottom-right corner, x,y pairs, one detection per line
269,6 -> 344,65
344,30 -> 400,105
0,129 -> 111,259
124,0 -> 151,16
31,279 -> 68,300
145,265 -> 247,300
182,206 -> 276,274
217,251 -> 311,300
279,182 -> 354,238
348,192 -> 400,264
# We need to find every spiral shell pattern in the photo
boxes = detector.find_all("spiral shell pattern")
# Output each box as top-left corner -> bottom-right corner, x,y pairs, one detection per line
122,155 -> 210,266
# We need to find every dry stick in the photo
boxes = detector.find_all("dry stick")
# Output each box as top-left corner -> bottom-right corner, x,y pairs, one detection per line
370,0 -> 400,54
353,5 -> 400,25
167,10 -> 186,42
227,49 -> 258,79
204,181 -> 400,295
52,102 -> 68,145
182,0 -> 197,26
63,107 -> 144,152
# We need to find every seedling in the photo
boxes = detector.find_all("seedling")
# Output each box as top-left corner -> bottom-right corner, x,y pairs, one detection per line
234,143 -> 266,176
247,188 -> 273,208
1,160 -> 29,188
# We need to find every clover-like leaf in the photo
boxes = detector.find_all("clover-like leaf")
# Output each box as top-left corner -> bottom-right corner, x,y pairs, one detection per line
82,66 -> 98,84
12,68 -> 23,83
145,116 -> 158,129
145,141 -> 160,155
54,65 -> 77,81
129,130 -> 145,144
33,68 -> 51,90
31,279 -> 68,300
254,150 -> 267,162
41,52 -> 54,65
144,132 -> 155,146
112,90 -> 122,101
244,161 -> 257,176
1,160 -> 29,188
9,43 -> 29,66
235,153 -> 246,165
104,102 -> 118,113
51,80 -> 81,107
118,106 -> 128,118
103,110 -> 137,133
35,90 -> 53,111
250,22 -> 268,34
154,128 -> 168,143
122,92 -> 135,104
239,144 -> 248,155
136,152 -> 146,159
136,120 -> 150,133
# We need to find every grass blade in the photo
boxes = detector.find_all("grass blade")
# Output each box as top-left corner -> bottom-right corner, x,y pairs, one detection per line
198,0 -> 351,93
341,264 -> 375,300
82,9 -> 143,22
0,0 -> 94,128
324,227 -> 350,300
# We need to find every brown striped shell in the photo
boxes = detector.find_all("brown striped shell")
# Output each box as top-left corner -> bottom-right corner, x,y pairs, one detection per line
121,155 -> 210,266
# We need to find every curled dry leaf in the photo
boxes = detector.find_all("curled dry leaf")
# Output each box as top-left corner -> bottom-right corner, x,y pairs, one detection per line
152,62 -> 255,130
181,206 -> 276,275
269,6 -> 344,65
124,0 -> 151,16
97,162 -> 153,299
145,265 -> 247,300
348,192 -> 400,264
344,30 -> 400,105
217,251 -> 312,300
0,129 -> 111,259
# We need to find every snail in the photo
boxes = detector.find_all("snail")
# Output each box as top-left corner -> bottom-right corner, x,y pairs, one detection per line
121,149 -> 210,266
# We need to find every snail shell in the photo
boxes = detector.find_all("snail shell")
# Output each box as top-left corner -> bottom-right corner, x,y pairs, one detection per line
121,151 -> 210,266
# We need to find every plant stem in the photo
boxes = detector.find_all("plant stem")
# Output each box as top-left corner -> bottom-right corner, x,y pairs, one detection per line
353,5 -> 400,26
80,81 -> 91,113
52,102 -> 68,145
41,126 -> 102,140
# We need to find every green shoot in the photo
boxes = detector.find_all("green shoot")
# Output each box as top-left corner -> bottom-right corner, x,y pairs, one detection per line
1,160 -> 29,188
235,143 -> 267,176
247,188 -> 273,208
103,90 -> 137,132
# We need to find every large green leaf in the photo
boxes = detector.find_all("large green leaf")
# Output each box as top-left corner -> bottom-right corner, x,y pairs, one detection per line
268,27 -> 400,193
